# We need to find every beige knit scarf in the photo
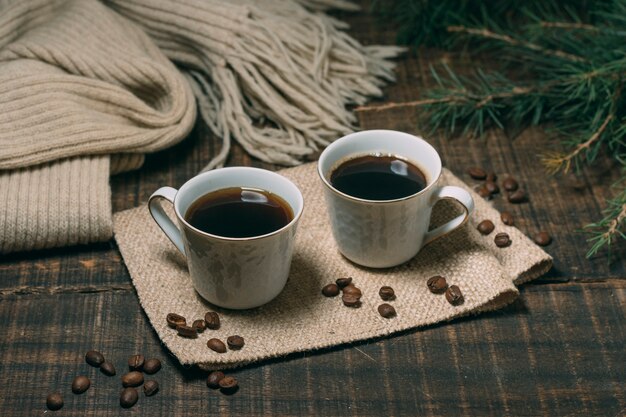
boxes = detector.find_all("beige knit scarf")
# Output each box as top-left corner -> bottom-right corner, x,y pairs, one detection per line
0,0 -> 402,253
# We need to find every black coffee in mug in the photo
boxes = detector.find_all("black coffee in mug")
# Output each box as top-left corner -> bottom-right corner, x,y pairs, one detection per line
330,154 -> 427,200
185,187 -> 293,238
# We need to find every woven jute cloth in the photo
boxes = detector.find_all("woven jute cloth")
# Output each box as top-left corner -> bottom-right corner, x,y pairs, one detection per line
113,163 -> 552,369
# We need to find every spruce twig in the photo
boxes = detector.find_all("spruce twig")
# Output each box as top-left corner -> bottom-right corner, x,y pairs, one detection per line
446,25 -> 586,62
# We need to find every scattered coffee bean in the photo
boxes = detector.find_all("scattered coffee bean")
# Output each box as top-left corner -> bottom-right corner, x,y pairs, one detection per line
46,393 -> 63,411
342,284 -> 362,298
427,275 -> 448,294
445,285 -> 464,305
227,335 -> 245,350
467,167 -> 487,180
143,380 -> 159,397
207,371 -> 225,389
379,286 -> 395,301
128,354 -> 144,371
335,277 -> 352,288
342,294 -> 361,308
322,283 -> 340,297
207,338 -> 227,353
176,324 -> 198,338
219,376 -> 239,393
494,232 -> 512,248
534,231 -> 552,246
378,303 -> 396,318
486,172 -> 497,182
166,313 -> 186,329
204,312 -> 220,330
485,181 -> 499,194
508,189 -> 527,204
477,220 -> 495,235
503,177 -> 519,191
501,211 -> 514,226
100,361 -> 116,376
71,375 -> 90,394
476,185 -> 491,199
193,319 -> 207,333
143,358 -> 161,375
85,350 -> 105,367
121,371 -> 144,388
120,387 -> 138,408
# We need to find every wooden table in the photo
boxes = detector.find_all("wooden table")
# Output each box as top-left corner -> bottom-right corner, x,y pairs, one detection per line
1,5 -> 624,417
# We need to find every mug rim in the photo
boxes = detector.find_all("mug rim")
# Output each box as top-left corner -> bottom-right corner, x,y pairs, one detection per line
172,167 -> 304,242
317,130 -> 442,204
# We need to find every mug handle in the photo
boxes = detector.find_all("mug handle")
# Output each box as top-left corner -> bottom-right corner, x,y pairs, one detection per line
148,187 -> 186,255
422,186 -> 475,247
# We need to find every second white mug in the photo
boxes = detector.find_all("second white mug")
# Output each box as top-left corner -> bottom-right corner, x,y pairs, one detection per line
317,130 -> 474,268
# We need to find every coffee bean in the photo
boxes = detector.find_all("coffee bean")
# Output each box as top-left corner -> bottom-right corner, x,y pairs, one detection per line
193,319 -> 207,333
486,172 -> 498,182
502,177 -> 519,191
378,303 -> 396,318
379,286 -> 395,301
476,185 -> 491,199
71,375 -> 90,394
121,371 -> 144,388
100,361 -> 116,376
143,358 -> 161,375
501,211 -> 514,226
534,231 -> 552,246
342,294 -> 361,308
485,181 -> 499,194
143,380 -> 159,397
204,312 -> 220,330
227,335 -> 245,350
219,376 -> 239,394
467,167 -> 487,180
166,313 -> 186,329
46,393 -> 63,411
477,220 -> 495,235
335,277 -> 352,288
207,338 -> 227,353
508,189 -> 527,204
322,283 -> 340,297
120,387 -> 138,408
445,285 -> 463,305
128,354 -> 144,371
85,350 -> 105,367
176,324 -> 198,338
342,284 -> 362,298
207,371 -> 225,389
494,232 -> 512,248
427,275 -> 448,294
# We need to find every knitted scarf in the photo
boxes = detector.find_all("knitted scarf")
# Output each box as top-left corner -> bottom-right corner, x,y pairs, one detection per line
0,0 -> 402,253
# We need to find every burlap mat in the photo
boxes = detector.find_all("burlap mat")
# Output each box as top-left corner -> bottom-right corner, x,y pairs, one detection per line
113,163 -> 552,369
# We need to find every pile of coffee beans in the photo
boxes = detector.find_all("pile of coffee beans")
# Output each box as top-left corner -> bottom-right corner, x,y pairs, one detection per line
45,350 -> 163,411
467,167 -> 553,247
165,311 -> 244,355
322,278 -> 399,318
427,275 -> 463,306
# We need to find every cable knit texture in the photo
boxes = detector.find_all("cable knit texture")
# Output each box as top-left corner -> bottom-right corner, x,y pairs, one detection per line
0,0 -> 401,253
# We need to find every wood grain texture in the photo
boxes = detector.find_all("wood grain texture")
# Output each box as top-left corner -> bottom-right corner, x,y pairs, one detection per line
0,283 -> 623,416
0,1 -> 625,416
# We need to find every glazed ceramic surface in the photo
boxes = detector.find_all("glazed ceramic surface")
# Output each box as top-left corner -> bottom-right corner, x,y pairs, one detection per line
318,130 -> 474,268
149,167 -> 303,309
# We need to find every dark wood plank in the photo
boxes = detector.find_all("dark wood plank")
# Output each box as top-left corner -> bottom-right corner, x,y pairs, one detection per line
0,281 -> 623,417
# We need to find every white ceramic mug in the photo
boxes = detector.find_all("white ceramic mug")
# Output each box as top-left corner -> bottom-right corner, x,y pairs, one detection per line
318,130 -> 474,268
148,167 -> 304,309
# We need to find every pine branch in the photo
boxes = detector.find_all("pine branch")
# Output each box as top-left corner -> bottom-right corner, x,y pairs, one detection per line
446,25 -> 586,62
542,113 -> 614,174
